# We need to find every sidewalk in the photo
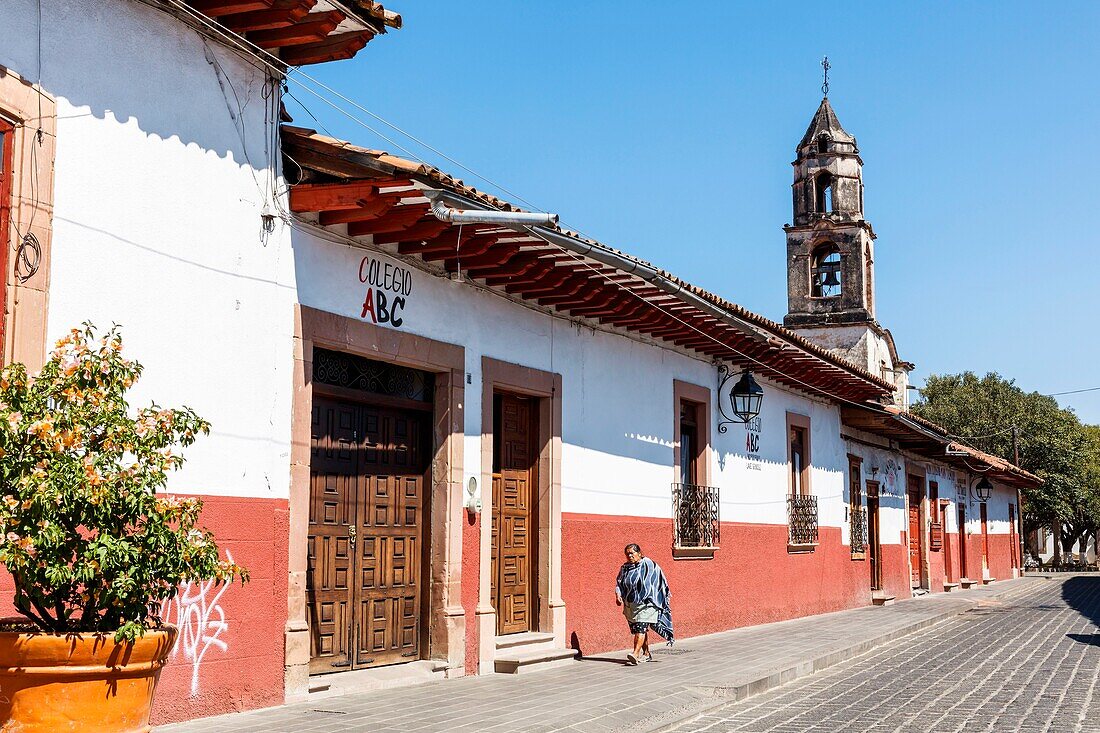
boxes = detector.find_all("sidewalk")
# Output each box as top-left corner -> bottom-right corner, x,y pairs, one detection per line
158,577 -> 1043,733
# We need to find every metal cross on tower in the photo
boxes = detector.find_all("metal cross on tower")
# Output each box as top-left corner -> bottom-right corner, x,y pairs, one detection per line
821,56 -> 830,97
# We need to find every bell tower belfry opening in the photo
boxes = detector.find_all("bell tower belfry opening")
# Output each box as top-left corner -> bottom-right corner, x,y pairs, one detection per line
782,64 -> 913,406
783,95 -> 875,327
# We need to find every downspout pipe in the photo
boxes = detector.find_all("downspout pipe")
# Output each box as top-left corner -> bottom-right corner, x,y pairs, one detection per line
429,196 -> 558,227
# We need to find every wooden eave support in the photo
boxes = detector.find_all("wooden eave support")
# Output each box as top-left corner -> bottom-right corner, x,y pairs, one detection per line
218,0 -> 316,31
372,219 -> 450,245
506,269 -> 574,296
482,259 -> 566,287
249,11 -> 345,49
449,246 -> 517,274
190,0 -> 274,17
467,252 -> 545,282
346,207 -> 426,237
428,234 -> 499,263
280,30 -> 374,66
317,197 -> 395,225
290,179 -> 413,212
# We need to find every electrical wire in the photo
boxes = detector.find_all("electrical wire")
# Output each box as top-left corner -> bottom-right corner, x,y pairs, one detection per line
1048,386 -> 1100,398
150,0 -> 1030,473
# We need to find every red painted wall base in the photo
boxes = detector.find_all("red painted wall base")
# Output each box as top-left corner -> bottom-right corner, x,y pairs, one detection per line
0,494 -> 288,726
561,513 -> 904,656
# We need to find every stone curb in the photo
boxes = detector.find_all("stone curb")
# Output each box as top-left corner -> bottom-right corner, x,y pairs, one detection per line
623,578 -> 1042,733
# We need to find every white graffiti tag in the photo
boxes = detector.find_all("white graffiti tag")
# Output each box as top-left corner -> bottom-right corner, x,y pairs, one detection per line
162,554 -> 233,696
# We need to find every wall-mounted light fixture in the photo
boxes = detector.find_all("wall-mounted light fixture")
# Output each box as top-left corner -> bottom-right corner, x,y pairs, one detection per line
717,364 -> 764,433
974,476 -> 993,502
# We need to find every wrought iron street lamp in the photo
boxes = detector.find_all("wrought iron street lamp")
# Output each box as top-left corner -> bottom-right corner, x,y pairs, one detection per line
717,365 -> 764,433
974,476 -> 993,502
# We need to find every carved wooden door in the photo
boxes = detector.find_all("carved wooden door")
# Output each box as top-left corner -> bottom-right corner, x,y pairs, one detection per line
492,394 -> 537,635
958,505 -> 968,579
355,405 -> 427,667
866,481 -> 881,591
980,502 -> 990,573
907,483 -> 922,588
308,397 -> 428,673
307,397 -> 359,674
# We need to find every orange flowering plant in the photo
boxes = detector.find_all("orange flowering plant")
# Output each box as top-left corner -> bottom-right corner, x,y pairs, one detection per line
0,324 -> 247,641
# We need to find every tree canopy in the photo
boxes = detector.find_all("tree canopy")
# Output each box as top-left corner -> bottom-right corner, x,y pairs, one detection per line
911,371 -> 1099,553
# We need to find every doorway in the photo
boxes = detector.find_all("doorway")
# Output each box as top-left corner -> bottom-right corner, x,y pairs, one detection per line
867,480 -> 882,591
958,504 -> 968,579
492,393 -> 539,636
980,502 -> 990,574
307,394 -> 432,673
907,477 -> 924,589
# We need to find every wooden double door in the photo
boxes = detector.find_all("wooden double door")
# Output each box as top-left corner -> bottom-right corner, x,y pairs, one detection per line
308,395 -> 430,673
491,394 -> 539,636
908,479 -> 924,588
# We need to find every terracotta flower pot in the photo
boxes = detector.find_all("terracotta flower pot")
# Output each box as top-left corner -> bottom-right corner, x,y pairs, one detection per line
0,625 -> 177,733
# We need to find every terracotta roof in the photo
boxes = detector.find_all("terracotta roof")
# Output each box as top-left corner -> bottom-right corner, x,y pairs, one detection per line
281,125 -> 899,399
884,406 -> 1041,486
185,0 -> 401,66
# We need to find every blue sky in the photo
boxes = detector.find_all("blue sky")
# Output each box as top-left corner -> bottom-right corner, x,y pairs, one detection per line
286,2 -> 1100,423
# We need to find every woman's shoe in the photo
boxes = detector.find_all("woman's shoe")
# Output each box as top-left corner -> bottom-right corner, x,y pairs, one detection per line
626,653 -> 639,665
643,654 -> 654,662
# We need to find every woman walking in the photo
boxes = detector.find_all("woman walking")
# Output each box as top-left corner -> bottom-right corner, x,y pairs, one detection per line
615,543 -> 674,665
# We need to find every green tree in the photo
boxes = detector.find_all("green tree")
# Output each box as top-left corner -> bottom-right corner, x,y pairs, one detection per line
0,324 -> 247,641
911,372 -> 1095,552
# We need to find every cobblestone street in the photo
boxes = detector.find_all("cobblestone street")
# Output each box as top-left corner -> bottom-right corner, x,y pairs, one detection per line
669,575 -> 1100,733
157,576 -> 1070,733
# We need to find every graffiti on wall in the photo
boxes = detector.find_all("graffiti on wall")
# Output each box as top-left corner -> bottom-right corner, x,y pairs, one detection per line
161,552 -> 234,696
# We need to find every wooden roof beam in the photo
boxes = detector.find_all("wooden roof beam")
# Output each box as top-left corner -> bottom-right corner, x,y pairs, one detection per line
372,219 -> 450,246
289,179 -> 413,211
346,207 -> 426,237
250,12 -> 345,49
218,0 -> 316,32
434,236 -> 501,267
190,0 -> 274,17
280,30 -> 374,66
317,196 -> 395,225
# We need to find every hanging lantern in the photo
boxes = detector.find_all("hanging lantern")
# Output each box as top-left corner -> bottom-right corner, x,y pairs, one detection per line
730,371 -> 764,423
974,476 -> 993,502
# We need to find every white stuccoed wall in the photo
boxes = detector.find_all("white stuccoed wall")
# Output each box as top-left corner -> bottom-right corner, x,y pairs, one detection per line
294,228 -> 853,528
0,0 -> 295,500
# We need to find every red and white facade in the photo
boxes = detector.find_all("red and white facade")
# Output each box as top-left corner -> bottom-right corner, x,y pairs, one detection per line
0,0 -> 1037,726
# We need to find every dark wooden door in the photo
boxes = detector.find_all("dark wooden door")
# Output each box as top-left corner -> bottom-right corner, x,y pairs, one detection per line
958,505 -> 968,579
980,502 -> 990,573
355,405 -> 427,668
308,398 -> 359,673
1009,504 -> 1017,569
867,481 -> 881,591
907,483 -> 922,587
492,394 -> 537,636
308,396 -> 429,673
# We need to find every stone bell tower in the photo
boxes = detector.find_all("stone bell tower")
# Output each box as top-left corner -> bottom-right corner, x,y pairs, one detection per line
782,80 -> 913,406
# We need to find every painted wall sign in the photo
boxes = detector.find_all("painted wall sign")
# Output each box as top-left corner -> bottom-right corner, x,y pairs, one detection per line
358,255 -> 412,327
744,415 -> 763,470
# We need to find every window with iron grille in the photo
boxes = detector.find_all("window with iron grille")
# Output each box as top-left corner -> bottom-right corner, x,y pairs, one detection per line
788,494 -> 819,546
848,455 -> 865,556
672,483 -> 720,548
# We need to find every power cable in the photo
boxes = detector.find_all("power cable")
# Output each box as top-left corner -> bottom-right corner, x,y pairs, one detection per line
151,0 -> 1030,473
1048,386 -> 1100,398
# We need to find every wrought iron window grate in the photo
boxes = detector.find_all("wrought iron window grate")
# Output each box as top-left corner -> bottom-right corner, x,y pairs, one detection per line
313,348 -> 434,402
787,494 -> 819,545
850,506 -> 867,555
672,483 -> 720,548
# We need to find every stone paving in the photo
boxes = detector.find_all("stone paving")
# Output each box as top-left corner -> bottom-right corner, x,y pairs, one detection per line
158,577 -> 1045,733
667,574 -> 1100,733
